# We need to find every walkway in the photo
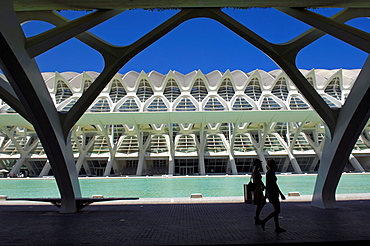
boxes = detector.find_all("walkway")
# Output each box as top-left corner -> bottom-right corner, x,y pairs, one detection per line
1,197 -> 370,245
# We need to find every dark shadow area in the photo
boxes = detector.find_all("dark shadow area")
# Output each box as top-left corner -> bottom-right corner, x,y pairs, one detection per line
1,200 -> 370,245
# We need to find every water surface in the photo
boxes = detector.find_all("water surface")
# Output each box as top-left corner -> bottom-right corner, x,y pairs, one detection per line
0,174 -> 369,198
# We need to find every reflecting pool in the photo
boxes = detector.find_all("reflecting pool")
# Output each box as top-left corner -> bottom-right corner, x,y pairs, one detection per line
0,173 -> 369,198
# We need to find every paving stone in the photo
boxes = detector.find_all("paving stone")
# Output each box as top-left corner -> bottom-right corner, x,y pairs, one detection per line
1,200 -> 370,245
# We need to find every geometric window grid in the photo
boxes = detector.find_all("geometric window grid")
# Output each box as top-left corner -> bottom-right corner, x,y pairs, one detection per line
191,78 -> 208,102
164,78 -> 181,102
109,79 -> 126,103
218,78 -> 235,101
263,134 -> 284,152
175,135 -> 197,153
55,80 -> 72,104
289,96 -> 310,110
260,96 -> 282,110
89,136 -> 110,154
137,79 -> 153,102
233,134 -> 255,152
325,77 -> 341,100
147,97 -> 168,112
271,77 -> 289,100
306,77 -> 314,86
83,79 -> 93,93
205,134 -> 226,153
5,107 -> 16,113
232,97 -> 253,110
118,98 -> 139,112
31,141 -> 45,156
245,77 -> 262,101
117,136 -> 139,154
147,135 -> 168,154
89,98 -> 111,112
354,137 -> 369,151
2,137 -> 26,156
321,95 -> 340,109
204,97 -> 225,111
60,99 -> 77,112
175,97 -> 196,111
292,134 -> 312,152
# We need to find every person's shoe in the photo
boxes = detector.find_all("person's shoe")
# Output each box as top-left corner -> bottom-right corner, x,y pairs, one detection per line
260,220 -> 266,231
275,227 -> 286,233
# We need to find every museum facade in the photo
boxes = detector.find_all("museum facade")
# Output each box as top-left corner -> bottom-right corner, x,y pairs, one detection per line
0,68 -> 368,177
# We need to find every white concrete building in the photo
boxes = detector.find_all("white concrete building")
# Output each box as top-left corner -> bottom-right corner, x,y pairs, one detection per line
0,68 -> 368,177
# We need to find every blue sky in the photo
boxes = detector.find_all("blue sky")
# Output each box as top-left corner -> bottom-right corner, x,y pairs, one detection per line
22,8 -> 370,75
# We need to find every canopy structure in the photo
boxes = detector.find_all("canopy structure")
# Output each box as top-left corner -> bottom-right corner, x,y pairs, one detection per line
1,0 -> 370,212
12,0 -> 370,11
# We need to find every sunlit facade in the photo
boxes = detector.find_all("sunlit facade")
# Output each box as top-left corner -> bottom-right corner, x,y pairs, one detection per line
0,68 -> 369,177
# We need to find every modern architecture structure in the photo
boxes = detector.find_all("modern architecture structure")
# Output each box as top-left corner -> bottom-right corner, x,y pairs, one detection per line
1,69 -> 369,178
1,0 -> 370,212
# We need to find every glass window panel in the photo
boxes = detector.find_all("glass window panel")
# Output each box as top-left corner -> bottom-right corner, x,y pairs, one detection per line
325,77 -> 341,100
289,96 -> 310,110
218,78 -> 235,102
117,136 -> 139,154
204,97 -> 225,111
109,79 -> 126,103
137,79 -> 153,102
147,97 -> 168,112
271,77 -> 289,100
118,98 -> 140,112
175,135 -> 197,153
147,135 -> 168,154
245,78 -> 262,101
55,80 -> 72,104
205,135 -> 226,153
191,78 -> 207,102
164,78 -> 180,102
260,96 -> 282,110
89,98 -> 110,112
175,97 -> 196,111
232,97 -> 253,110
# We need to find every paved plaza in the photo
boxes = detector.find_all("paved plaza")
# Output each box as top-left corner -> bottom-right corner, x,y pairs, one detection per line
1,197 -> 370,245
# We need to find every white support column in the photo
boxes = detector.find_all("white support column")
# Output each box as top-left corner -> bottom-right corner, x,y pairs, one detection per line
274,133 -> 303,174
312,57 -> 370,209
348,154 -> 365,172
168,124 -> 175,175
309,156 -> 320,172
248,133 -> 267,172
104,155 -> 116,176
197,123 -> 206,175
95,124 -> 116,177
136,127 -> 149,176
0,1 -> 82,213
72,129 -> 95,175
39,161 -> 51,177
281,158 -> 291,173
9,154 -> 27,177
223,134 -> 237,175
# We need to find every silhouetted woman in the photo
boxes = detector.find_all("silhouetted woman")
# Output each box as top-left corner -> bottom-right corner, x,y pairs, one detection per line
260,159 -> 286,232
251,159 -> 266,224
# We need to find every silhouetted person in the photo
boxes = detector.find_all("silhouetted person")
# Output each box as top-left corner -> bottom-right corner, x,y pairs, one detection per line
251,159 -> 266,224
260,159 -> 286,232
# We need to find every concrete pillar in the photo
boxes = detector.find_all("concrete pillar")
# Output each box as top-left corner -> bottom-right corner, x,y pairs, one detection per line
104,155 -> 115,176
0,1 -> 82,213
348,154 -> 365,172
274,133 -> 303,173
312,57 -> 370,208
198,124 -> 206,175
136,130 -> 147,176
9,154 -> 27,177
39,161 -> 51,177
